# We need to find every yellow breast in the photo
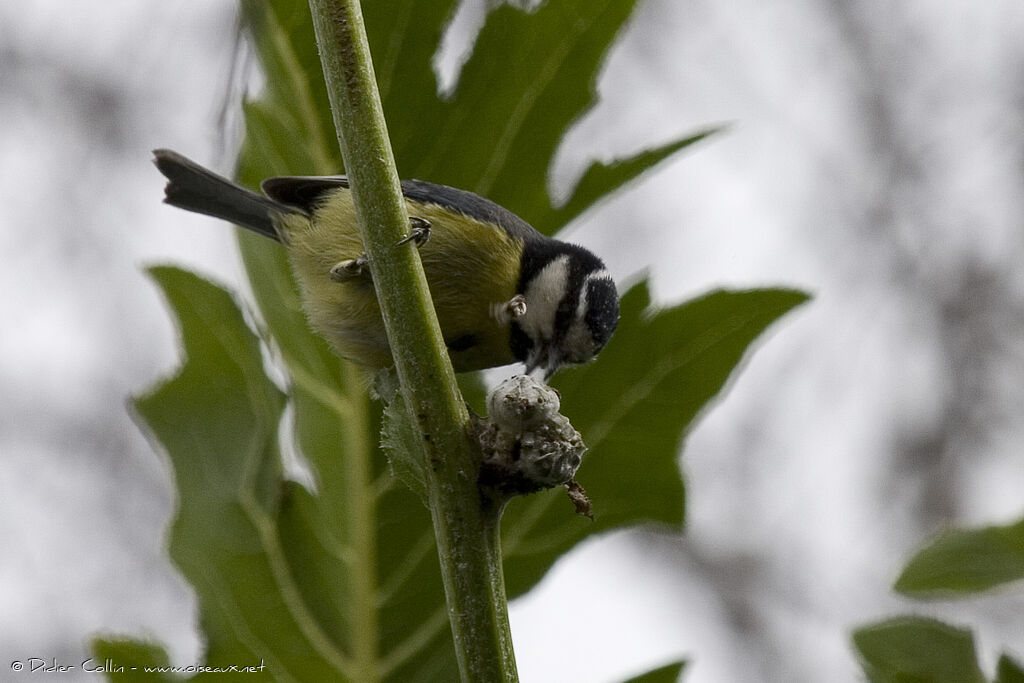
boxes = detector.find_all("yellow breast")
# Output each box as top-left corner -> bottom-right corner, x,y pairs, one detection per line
281,188 -> 524,372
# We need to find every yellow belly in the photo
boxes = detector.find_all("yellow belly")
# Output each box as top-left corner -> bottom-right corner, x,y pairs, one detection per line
281,191 -> 523,372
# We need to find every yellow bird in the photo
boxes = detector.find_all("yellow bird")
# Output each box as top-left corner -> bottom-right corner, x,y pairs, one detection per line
153,149 -> 618,377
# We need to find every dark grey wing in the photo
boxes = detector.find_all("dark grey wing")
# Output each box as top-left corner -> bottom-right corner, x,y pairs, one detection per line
400,179 -> 541,241
261,175 -> 350,214
263,174 -> 541,242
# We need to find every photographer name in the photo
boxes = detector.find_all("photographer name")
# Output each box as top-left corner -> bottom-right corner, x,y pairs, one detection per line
11,659 -> 123,674
10,658 -> 267,675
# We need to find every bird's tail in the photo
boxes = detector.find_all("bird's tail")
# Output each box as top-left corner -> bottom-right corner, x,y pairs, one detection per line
152,149 -> 287,242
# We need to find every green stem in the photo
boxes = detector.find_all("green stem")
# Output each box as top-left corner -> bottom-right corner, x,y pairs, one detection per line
305,1 -> 518,680
340,362 -> 379,680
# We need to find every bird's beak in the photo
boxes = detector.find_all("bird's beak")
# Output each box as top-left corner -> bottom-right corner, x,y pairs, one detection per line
524,346 -> 549,378
543,351 -> 561,380
526,348 -> 561,381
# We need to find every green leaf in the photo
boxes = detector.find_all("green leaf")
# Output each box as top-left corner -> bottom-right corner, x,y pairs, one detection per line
380,392 -> 428,502
135,267 -> 351,678
895,517 -> 1024,597
136,0 -> 806,678
365,0 -> 712,236
416,0 -> 643,214
852,616 -> 986,683
998,654 -> 1024,683
534,127 -> 722,232
501,283 -> 810,596
91,638 -> 176,681
621,660 -> 686,683
232,6 -> 457,673
135,267 -> 452,682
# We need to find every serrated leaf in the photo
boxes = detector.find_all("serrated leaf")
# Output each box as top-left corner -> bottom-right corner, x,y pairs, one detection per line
998,654 -> 1024,683
533,128 -> 722,233
621,660 -> 686,683
380,392 -> 428,502
230,7 -> 456,673
501,283 -> 810,596
91,638 -> 176,681
139,0 -> 790,678
420,0 -> 643,212
368,0 -> 711,236
895,517 -> 1024,597
852,616 -> 986,683
135,267 -> 352,679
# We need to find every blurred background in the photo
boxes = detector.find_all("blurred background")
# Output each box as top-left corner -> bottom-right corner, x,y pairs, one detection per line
2,1 -> 1022,681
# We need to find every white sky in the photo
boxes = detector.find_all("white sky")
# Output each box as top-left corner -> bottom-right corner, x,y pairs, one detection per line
2,1 -> 1023,682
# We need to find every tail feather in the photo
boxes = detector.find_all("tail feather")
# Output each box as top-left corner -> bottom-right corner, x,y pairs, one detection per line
152,149 -> 288,242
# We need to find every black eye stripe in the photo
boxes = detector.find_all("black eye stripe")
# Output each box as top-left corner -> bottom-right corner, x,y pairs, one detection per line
517,238 -> 556,293
552,250 -> 604,344
513,238 -> 613,366
552,293 -> 578,342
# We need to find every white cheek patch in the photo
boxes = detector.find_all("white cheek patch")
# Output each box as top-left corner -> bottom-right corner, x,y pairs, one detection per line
520,255 -> 570,342
562,268 -> 613,362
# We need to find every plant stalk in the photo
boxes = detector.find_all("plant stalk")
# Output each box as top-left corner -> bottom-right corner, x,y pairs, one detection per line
305,0 -> 518,680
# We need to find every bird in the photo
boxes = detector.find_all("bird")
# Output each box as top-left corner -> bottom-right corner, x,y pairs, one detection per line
153,149 -> 619,378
